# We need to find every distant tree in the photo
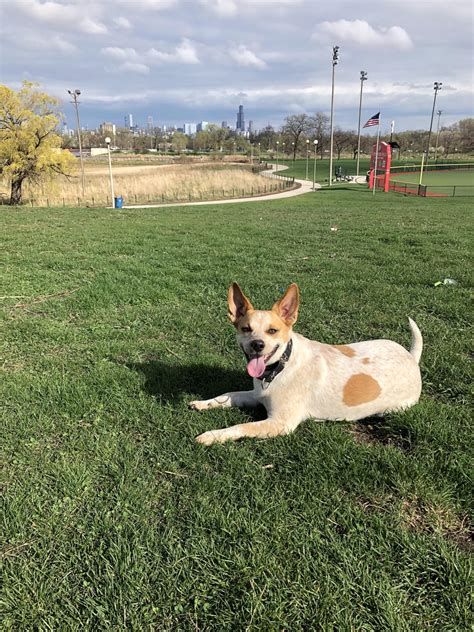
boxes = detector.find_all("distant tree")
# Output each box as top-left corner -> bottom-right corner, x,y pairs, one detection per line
280,114 -> 313,160
171,131 -> 188,153
333,127 -> 355,159
0,81 -> 75,205
254,125 -> 277,151
458,118 -> 474,153
439,124 -> 461,158
311,112 -> 330,158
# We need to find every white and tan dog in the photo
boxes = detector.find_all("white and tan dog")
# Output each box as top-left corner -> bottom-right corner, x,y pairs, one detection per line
191,283 -> 422,446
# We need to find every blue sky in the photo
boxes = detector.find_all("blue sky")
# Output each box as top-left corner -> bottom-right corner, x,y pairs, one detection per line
1,0 -> 473,133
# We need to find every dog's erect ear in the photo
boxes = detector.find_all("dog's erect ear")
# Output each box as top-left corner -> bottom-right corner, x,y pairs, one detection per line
228,283 -> 254,323
272,283 -> 300,325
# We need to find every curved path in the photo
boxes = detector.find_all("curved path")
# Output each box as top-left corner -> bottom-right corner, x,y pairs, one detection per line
123,163 -> 319,209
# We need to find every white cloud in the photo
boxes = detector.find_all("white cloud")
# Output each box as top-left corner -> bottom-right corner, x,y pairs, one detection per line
16,0 -> 108,35
229,45 -> 267,69
117,0 -> 178,9
101,47 -> 139,61
113,16 -> 132,30
200,0 -> 237,17
120,62 -> 150,74
200,0 -> 302,18
18,33 -> 77,54
314,19 -> 413,51
147,39 -> 200,64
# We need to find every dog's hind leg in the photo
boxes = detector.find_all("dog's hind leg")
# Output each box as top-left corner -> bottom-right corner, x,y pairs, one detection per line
189,390 -> 257,412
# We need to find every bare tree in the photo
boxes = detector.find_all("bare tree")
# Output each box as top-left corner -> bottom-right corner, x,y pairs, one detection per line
280,114 -> 314,160
310,112 -> 330,158
333,127 -> 355,159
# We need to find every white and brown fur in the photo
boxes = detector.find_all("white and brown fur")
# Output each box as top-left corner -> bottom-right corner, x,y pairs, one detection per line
191,283 -> 422,446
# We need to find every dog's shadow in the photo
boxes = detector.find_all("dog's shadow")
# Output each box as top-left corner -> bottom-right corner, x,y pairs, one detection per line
122,359 -> 268,420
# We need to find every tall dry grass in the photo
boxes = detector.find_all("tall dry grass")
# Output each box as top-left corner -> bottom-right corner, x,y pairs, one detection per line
0,164 -> 285,206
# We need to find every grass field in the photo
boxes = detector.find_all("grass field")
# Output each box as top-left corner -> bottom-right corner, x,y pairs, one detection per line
1,189 -> 473,629
391,169 -> 474,186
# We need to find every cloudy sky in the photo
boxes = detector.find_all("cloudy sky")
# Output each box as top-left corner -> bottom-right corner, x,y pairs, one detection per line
1,0 -> 472,133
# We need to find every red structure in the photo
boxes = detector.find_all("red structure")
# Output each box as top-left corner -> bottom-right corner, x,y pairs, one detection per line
368,141 -> 392,192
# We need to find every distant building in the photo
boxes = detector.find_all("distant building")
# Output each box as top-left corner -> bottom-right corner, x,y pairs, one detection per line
183,123 -> 196,135
197,121 -> 209,132
147,115 -> 154,131
248,120 -> 254,134
236,105 -> 245,133
99,122 -> 116,136
125,113 -> 134,129
221,121 -> 228,128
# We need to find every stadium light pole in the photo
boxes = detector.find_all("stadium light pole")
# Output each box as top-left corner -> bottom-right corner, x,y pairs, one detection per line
356,70 -> 367,177
329,45 -> 340,187
434,109 -> 442,163
424,82 -> 442,167
68,89 -> 85,197
313,139 -> 318,190
105,137 -> 115,207
305,138 -> 310,179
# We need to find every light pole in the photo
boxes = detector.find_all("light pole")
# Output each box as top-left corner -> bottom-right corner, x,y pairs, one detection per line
306,138 -> 310,179
329,45 -> 339,187
313,139 -> 318,190
356,70 -> 367,177
434,109 -> 442,162
292,141 -> 295,166
276,140 -> 279,170
425,81 -> 442,167
68,89 -> 85,197
258,142 -> 261,163
105,137 -> 115,207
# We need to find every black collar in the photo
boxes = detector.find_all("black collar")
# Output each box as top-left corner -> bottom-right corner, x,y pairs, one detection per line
257,338 -> 293,387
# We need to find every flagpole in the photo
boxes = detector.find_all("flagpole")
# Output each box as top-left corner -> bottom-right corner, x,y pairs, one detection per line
372,114 -> 381,196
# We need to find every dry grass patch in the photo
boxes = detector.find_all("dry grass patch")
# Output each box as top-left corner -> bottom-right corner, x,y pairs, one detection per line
1,161 -> 276,206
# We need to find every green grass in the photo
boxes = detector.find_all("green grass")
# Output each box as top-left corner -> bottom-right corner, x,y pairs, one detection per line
391,169 -> 474,186
1,190 -> 473,630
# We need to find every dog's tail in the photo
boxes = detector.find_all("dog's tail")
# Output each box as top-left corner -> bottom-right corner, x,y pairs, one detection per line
408,317 -> 423,364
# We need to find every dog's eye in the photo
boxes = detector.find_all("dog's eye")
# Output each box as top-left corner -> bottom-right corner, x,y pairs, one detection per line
241,326 -> 252,333
268,328 -> 279,335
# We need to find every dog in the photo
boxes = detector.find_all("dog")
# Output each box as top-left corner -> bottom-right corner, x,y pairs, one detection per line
190,283 -> 423,446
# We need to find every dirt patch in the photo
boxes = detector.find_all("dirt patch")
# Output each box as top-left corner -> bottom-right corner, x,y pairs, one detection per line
358,494 -> 473,552
347,417 -> 411,451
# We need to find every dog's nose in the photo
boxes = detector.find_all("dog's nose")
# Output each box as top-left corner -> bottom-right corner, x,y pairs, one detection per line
251,339 -> 265,353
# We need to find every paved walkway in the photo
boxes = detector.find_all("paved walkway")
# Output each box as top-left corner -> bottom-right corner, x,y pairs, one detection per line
123,163 -> 319,209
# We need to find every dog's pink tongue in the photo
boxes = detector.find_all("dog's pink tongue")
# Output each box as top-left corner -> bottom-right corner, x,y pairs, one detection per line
247,356 -> 266,378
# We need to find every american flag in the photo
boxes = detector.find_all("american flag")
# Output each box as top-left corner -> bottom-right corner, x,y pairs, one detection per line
363,112 -> 380,128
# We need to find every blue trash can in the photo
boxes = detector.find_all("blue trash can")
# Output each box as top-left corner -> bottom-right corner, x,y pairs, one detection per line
114,196 -> 123,209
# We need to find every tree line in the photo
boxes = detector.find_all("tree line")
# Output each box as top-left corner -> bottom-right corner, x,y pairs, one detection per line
66,113 -> 474,161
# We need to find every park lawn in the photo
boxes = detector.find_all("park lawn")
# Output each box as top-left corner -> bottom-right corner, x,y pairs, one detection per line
391,169 -> 474,187
1,189 -> 472,630
278,157 -> 422,182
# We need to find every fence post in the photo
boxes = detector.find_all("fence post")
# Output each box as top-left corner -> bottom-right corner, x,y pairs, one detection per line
453,186 -> 456,197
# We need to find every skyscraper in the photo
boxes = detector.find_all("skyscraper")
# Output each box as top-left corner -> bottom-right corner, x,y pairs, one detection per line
125,113 -> 134,129
147,115 -> 154,131
236,105 -> 245,133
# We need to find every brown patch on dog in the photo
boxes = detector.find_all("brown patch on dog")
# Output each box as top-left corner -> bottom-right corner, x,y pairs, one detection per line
332,345 -> 356,357
362,357 -> 371,364
343,373 -> 381,406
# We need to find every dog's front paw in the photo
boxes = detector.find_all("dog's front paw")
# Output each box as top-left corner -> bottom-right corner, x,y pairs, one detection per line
189,400 -> 209,411
195,429 -> 225,445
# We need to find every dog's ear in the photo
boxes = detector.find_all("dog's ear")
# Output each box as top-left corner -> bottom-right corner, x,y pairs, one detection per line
273,283 -> 300,325
228,282 -> 254,323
